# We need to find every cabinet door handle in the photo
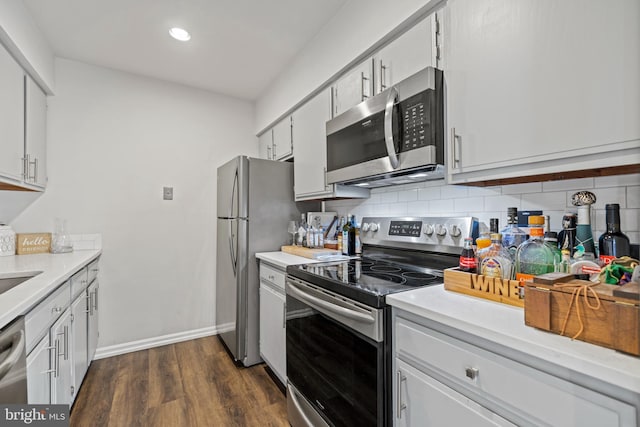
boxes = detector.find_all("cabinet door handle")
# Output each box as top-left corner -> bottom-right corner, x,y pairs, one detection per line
63,325 -> 69,360
52,340 -> 60,378
22,155 -> 29,180
323,166 -> 328,190
272,143 -> 277,159
33,157 -> 38,183
93,288 -> 98,311
451,127 -> 461,168
396,371 -> 407,419
465,367 -> 479,380
361,72 -> 370,101
380,62 -> 387,91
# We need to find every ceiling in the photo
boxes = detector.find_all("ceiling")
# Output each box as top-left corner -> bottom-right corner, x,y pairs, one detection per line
23,0 -> 348,100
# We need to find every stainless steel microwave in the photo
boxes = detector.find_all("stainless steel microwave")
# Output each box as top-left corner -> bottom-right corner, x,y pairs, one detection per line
326,66 -> 444,188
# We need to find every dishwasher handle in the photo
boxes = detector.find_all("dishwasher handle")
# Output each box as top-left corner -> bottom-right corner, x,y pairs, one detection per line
0,330 -> 25,380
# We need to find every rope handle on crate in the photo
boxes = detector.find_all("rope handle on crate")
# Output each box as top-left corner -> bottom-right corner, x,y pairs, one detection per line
555,282 -> 602,340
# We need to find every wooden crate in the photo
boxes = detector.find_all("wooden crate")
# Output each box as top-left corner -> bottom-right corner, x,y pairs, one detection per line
16,233 -> 51,255
524,279 -> 640,356
443,268 -> 524,308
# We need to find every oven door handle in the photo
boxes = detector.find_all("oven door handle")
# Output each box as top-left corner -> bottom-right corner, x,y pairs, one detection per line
384,86 -> 400,169
288,281 -> 375,324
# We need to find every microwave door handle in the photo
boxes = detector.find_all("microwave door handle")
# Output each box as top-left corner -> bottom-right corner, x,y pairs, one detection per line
384,86 -> 400,169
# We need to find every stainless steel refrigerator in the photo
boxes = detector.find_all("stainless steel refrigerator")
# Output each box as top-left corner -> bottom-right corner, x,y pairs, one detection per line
216,156 -> 306,366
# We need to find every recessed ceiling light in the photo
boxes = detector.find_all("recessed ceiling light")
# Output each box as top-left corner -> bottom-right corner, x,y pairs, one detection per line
169,27 -> 191,41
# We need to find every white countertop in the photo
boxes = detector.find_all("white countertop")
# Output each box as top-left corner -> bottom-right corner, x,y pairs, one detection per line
387,284 -> 640,395
256,251 -> 322,269
0,250 -> 101,329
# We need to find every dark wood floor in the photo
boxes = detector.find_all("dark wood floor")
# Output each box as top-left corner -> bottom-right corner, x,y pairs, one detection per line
70,336 -> 288,427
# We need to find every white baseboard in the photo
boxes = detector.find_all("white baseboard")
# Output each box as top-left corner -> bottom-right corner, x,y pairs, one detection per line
94,322 -> 234,360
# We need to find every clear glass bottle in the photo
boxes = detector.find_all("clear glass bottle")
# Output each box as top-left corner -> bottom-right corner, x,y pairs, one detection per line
515,216 -> 555,276
501,207 -> 528,257
478,233 -> 513,279
598,203 -> 631,264
51,218 -> 73,254
543,231 -> 562,272
336,216 -> 345,252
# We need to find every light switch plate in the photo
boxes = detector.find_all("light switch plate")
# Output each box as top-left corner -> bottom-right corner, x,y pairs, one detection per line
163,187 -> 173,200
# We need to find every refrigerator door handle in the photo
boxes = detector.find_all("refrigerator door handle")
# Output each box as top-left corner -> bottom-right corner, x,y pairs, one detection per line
230,167 -> 238,218
229,220 -> 237,277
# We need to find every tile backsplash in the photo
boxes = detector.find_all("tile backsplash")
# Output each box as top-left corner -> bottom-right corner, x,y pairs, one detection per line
325,173 -> 640,244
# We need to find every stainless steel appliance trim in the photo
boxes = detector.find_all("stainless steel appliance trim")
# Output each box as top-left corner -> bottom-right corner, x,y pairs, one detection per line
287,280 -> 375,325
286,276 -> 383,342
0,330 -> 24,379
287,382 -> 330,427
384,86 -> 400,169
327,67 -> 437,134
326,145 -> 438,185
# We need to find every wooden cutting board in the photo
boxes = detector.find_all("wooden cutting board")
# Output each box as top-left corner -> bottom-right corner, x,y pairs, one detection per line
281,245 -> 341,259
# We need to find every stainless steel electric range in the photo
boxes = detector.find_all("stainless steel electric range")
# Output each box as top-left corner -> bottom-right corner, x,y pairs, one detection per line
285,216 -> 478,427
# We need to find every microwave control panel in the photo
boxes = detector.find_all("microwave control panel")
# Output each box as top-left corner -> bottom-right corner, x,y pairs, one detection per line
402,91 -> 430,151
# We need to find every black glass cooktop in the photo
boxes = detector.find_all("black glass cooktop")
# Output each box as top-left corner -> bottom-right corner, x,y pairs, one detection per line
287,255 -> 454,308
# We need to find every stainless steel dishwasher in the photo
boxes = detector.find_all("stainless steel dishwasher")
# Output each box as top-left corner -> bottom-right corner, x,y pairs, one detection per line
0,316 -> 27,403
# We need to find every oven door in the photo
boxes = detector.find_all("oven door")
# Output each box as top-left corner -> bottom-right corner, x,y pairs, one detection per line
285,276 -> 386,427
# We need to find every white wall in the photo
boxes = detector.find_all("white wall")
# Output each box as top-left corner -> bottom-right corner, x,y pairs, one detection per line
254,0 -> 441,133
325,174 -> 640,244
10,58 -> 257,349
0,0 -> 54,92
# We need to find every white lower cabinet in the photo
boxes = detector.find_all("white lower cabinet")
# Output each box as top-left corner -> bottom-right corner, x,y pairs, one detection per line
87,280 -> 99,364
258,262 -> 286,384
71,291 -> 88,400
24,257 -> 100,406
396,359 -> 514,427
26,336 -> 53,404
393,314 -> 637,427
50,308 -> 72,405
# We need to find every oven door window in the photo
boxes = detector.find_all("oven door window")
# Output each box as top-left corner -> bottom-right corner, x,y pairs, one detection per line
286,294 -> 383,427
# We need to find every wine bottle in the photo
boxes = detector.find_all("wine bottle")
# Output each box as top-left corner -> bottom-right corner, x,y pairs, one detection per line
348,215 -> 357,256
342,214 -> 352,256
598,204 -> 631,264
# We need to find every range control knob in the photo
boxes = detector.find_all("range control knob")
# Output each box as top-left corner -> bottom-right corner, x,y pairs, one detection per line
450,224 -> 462,238
435,224 -> 447,237
423,224 -> 434,236
362,223 -> 371,232
370,223 -> 379,232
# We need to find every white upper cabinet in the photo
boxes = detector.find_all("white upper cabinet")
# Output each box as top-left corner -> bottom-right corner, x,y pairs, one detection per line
258,116 -> 293,161
443,0 -> 640,184
25,75 -> 47,188
0,41 -> 48,191
0,42 -> 26,183
258,130 -> 273,160
374,16 -> 436,95
332,58 -> 374,117
292,89 -> 332,198
272,116 -> 293,161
